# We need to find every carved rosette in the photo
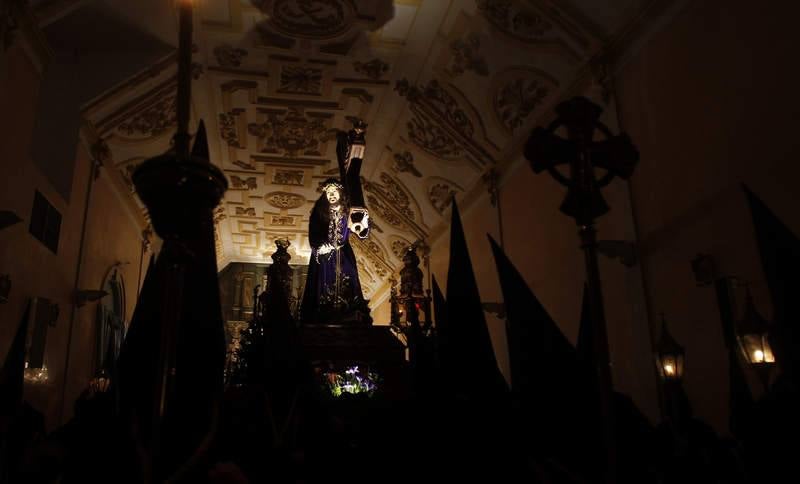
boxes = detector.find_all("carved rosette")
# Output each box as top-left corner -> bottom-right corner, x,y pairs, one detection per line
213,44 -> 248,67
492,68 -> 558,132
477,0 -> 553,42
390,237 -> 413,259
426,177 -> 463,215
279,66 -> 323,94
235,207 -> 256,216
354,58 -> 389,80
230,176 -> 258,190
391,151 -> 422,177
219,110 -> 243,148
446,32 -> 489,78
248,108 -> 331,157
262,0 -> 355,40
272,168 -> 305,186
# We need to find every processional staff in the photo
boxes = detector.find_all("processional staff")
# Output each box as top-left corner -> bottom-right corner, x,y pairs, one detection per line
525,96 -> 639,484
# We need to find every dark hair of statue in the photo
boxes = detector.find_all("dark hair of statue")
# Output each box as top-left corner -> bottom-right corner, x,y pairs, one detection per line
308,182 -> 348,249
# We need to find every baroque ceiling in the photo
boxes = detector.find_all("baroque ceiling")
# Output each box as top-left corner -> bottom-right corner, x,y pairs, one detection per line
42,0 -> 652,307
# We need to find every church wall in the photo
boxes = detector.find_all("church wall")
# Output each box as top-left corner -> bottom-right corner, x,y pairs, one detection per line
0,42 -> 149,429
616,0 -> 800,434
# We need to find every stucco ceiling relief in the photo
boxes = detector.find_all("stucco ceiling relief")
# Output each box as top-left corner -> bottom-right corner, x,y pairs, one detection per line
395,78 -> 498,169
362,172 -> 427,240
248,107 -> 335,157
491,67 -> 559,133
425,176 -> 463,216
445,31 -> 489,78
389,150 -> 421,177
475,0 -> 595,62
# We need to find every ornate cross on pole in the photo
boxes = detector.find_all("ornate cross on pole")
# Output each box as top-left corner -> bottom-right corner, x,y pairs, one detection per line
525,96 -> 639,484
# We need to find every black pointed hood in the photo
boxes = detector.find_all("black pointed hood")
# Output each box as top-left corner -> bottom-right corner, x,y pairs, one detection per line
744,185 -> 800,374
444,201 -> 507,398
577,282 -> 592,363
191,120 -> 210,162
0,302 -> 31,414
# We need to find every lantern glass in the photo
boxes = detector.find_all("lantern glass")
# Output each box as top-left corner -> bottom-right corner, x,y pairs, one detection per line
739,332 -> 775,366
655,314 -> 685,382
657,351 -> 685,382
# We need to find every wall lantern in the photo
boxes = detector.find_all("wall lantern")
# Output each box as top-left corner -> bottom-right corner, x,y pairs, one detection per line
656,314 -> 685,382
737,288 -> 775,386
89,368 -> 111,395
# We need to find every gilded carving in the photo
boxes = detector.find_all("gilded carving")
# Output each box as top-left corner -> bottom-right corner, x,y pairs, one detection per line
390,238 -> 412,259
363,173 -> 414,220
248,107 -> 330,157
427,176 -> 463,215
477,0 -> 553,42
235,207 -> 256,216
117,94 -> 177,138
219,110 -> 243,148
273,169 -> 304,186
396,78 -> 479,160
266,191 -> 306,209
271,215 -> 296,226
396,79 -> 474,138
397,78 -> 496,167
392,151 -> 421,177
214,205 -> 227,223
279,66 -> 323,94
495,78 -> 549,131
366,195 -> 406,230
214,44 -> 248,67
429,183 -> 458,214
233,160 -> 256,170
261,0 -> 355,40
353,58 -> 389,80
352,237 -> 391,279
407,114 -> 462,160
230,176 -> 258,190
446,33 -> 488,77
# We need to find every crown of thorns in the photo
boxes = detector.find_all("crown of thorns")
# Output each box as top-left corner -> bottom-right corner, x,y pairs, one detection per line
321,179 -> 344,192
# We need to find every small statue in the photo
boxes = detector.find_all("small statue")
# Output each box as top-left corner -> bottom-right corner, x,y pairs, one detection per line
400,247 -> 424,297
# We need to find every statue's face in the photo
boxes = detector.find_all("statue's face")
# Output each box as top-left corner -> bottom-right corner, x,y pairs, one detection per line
325,186 -> 341,204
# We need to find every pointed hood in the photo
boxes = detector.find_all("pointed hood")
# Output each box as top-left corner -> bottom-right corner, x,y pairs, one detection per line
577,282 -> 592,363
728,348 -> 755,439
444,201 -> 507,397
744,185 -> 800,372
488,236 -> 584,395
432,275 -> 448,359
489,236 -> 603,477
117,253 -> 160,431
0,302 -> 31,414
191,120 -> 210,162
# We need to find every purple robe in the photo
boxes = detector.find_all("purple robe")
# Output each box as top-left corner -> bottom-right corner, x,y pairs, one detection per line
300,197 -> 368,324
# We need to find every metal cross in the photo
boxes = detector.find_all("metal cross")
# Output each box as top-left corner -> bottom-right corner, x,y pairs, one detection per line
524,96 -> 638,225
